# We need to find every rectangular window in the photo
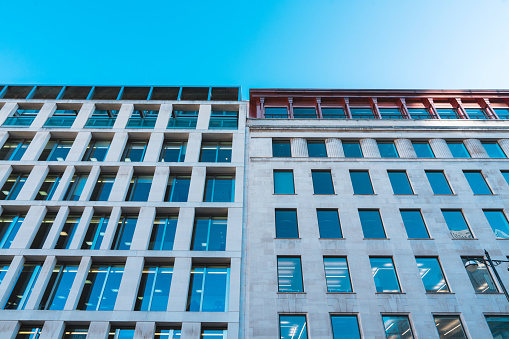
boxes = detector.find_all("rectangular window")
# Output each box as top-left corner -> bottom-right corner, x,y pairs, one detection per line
165,175 -> 191,202
412,142 -> 435,158
64,173 -> 88,201
0,173 -> 28,200
307,140 -> 327,157
317,209 -> 342,238
200,141 -> 232,162
466,108 -> 488,119
16,326 -> 43,339
187,265 -> 229,312
89,174 -> 115,201
160,141 -> 187,162
379,108 -> 404,119
85,109 -> 118,128
149,215 -> 178,250
155,328 -> 182,339
408,108 -> 432,119
0,214 -> 25,249
55,214 -> 81,249
4,108 -> 38,127
378,141 -> 399,158
4,264 -> 41,309
322,108 -> 346,119
274,170 -> 295,194
35,173 -> 61,200
485,316 -> 509,338
484,210 -> 509,238
280,315 -> 307,339
312,170 -> 335,194
272,140 -> 291,157
81,215 -> 109,249
191,217 -> 227,251
277,257 -> 304,292
265,107 -> 288,119
111,216 -> 137,250
483,141 -> 507,158
275,209 -> 299,238
39,264 -> 78,310
77,264 -> 124,310
415,257 -> 449,293
204,175 -> 235,202
293,107 -> 317,119
434,316 -> 468,339
121,141 -> 147,162
126,175 -> 152,201
0,138 -> 30,160
0,263 -> 8,285
83,140 -> 110,161
463,170 -> 492,194
39,140 -> 73,161
447,141 -> 470,158
126,109 -> 158,128
350,108 -> 375,119
502,170 -> 509,185
388,171 -> 413,194
201,329 -> 227,339
350,170 -> 374,194
168,110 -> 198,128
442,210 -> 474,239
495,108 -> 509,119
331,316 -> 360,339
425,171 -> 453,195
437,108 -> 459,119
108,327 -> 135,339
209,110 -> 238,129
324,257 -> 351,292
400,210 -> 429,239
30,213 -> 56,249
369,257 -> 401,293
44,109 -> 78,127
63,326 -> 89,339
343,141 -> 363,158
359,210 -> 386,238
135,265 -> 173,311
382,315 -> 414,338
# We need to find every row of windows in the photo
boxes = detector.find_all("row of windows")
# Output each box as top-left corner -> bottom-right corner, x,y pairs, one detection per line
273,139 -> 508,158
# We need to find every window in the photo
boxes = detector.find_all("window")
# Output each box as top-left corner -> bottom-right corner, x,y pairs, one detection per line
0,138 -> 30,160
39,264 -> 78,310
466,108 -> 489,119
126,175 -> 152,201
187,265 -> 229,312
350,170 -> 374,194
77,264 -> 124,310
265,107 -> 288,119
425,171 -> 453,195
63,326 -> 89,339
135,265 -> 173,311
322,108 -> 346,119
30,213 -> 56,249
126,109 -> 158,128
3,108 -> 38,126
273,140 -> 291,157
486,316 -> 509,338
275,209 -> 299,238
81,215 -> 109,250
39,140 -> 73,161
442,210 -> 474,239
434,316 -> 467,339
502,171 -> 509,185
168,110 -> 198,128
160,141 -> 187,162
382,316 -> 414,338
447,141 -> 470,158
89,174 -> 115,201
408,108 -> 432,119
324,257 -> 351,292
16,326 -> 43,339
412,142 -> 435,158
209,110 -> 238,129
44,109 -> 78,127
400,210 -> 429,239
3,264 -> 41,309
378,141 -> 399,158
379,108 -> 404,119
155,328 -> 182,339
359,210 -> 386,238
343,141 -> 363,158
202,329 -> 227,339
312,170 -> 335,194
331,316 -> 360,339
149,215 -> 178,250
370,257 -> 401,293
55,214 -> 81,249
191,217 -> 227,251
0,214 -> 25,249
0,263 -> 9,284
204,175 -> 235,202
388,171 -> 413,194
85,109 -> 118,128
484,210 -> 509,238
0,173 -> 28,200
317,209 -> 342,238
307,140 -> 327,157
350,108 -> 375,119
64,173 -> 88,201
483,141 -> 507,158
121,141 -> 147,162
200,141 -> 232,162
293,107 -> 317,119
274,170 -> 295,194
165,175 -> 191,202
111,216 -> 137,250
280,315 -> 307,339
35,173 -> 61,200
83,140 -> 110,161
437,108 -> 459,119
277,257 -> 304,292
463,170 -> 492,194
495,108 -> 509,119
108,327 -> 135,339
415,258 -> 449,293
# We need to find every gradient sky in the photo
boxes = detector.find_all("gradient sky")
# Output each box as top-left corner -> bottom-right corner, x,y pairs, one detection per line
1,0 -> 509,99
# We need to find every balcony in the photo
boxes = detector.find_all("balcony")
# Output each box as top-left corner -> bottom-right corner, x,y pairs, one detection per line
126,118 -> 157,128
85,117 -> 116,128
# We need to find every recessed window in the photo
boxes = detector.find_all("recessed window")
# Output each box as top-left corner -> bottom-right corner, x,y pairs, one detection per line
408,108 -> 432,119
165,175 -> 191,202
111,215 -> 137,250
447,141 -> 470,158
125,175 -> 152,201
442,210 -> 473,239
434,316 -> 468,339
126,109 -> 158,128
275,209 -> 299,238
322,108 -> 346,119
425,171 -> 453,195
495,108 -> 509,119
387,171 -> 413,195
64,173 -> 88,201
39,139 -> 73,161
187,265 -> 229,312
400,210 -> 429,239
412,142 -> 435,158
0,214 -> 25,249
0,173 -> 28,200
274,170 -> 295,194
278,257 -> 304,292
343,141 -> 363,158
466,108 -> 489,119
415,257 -> 449,293
350,170 -> 374,194
204,175 -> 235,202
77,264 -> 124,310
358,210 -> 386,239
293,107 -> 317,119
160,141 -> 187,162
382,315 -> 414,338
307,140 -> 327,157
4,263 -> 41,310
280,315 -> 307,339
379,108 -> 404,119
482,141 -> 507,158
81,214 -> 109,250
312,170 -> 335,194
331,316 -> 361,339
209,110 -> 238,129
149,215 -> 178,251
85,109 -> 118,128
44,108 -> 78,127
350,108 -> 375,119
30,213 -> 56,249
35,173 -> 61,200
83,140 -> 110,161
63,326 -> 89,339
200,141 -> 232,162
324,257 -> 351,292
202,329 -> 227,338
0,263 -> 8,285
54,214 -> 81,249
89,174 -> 115,201
437,108 -> 460,119
265,107 -> 288,119
3,108 -> 38,127
378,141 -> 399,158
0,138 -> 30,160
272,140 -> 291,157
191,217 -> 227,251
483,210 -> 509,238
317,209 -> 342,238
16,325 -> 43,338
463,170 -> 492,194
168,110 -> 198,128
370,257 -> 401,293
135,265 -> 173,311
121,140 -> 148,162
486,316 -> 509,338
108,327 -> 135,339
154,328 -> 181,339
501,171 -> 509,185
39,264 -> 78,310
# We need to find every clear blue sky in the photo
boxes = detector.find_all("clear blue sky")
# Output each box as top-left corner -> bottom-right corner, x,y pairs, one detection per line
1,0 -> 509,99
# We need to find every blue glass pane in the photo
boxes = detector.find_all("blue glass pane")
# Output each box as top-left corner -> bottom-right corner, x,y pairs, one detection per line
293,108 -> 317,119
40,265 -> 78,310
280,315 -> 307,339
44,116 -> 76,127
166,176 -> 191,202
483,142 -> 507,158
465,108 -> 488,119
81,217 -> 108,250
187,268 -> 204,311
274,171 -> 295,194
400,210 -> 429,239
442,211 -> 473,239
322,108 -> 346,119
502,171 -> 509,186
434,316 -> 467,339
379,108 -> 404,119
437,108 -> 459,119
486,316 -> 509,338
265,107 -> 288,118
192,218 -> 227,251
378,142 -> 399,157
128,177 -> 152,201
209,111 -> 238,129
343,142 -> 363,158
495,108 -> 509,119
426,171 -> 452,194
126,117 -> 157,128
85,141 -> 110,161
464,171 -> 492,195
90,176 -> 115,201
307,141 -> 327,157
112,217 -> 137,250
0,264 -> 9,285
359,210 -> 386,238
412,142 -> 435,158
484,210 -> 509,238
273,141 -> 291,157
382,316 -> 414,338
0,215 -> 24,249
350,108 -> 375,119
350,171 -> 373,194
149,217 -> 177,250
16,326 -> 42,339
123,142 -> 146,162
204,176 -> 234,202
201,267 -> 228,312
317,210 -> 342,238
275,210 -> 299,238
85,117 -> 116,128
135,266 -> 173,311
388,171 -> 413,194
278,257 -> 303,292
324,258 -> 351,292
55,216 -> 80,249
415,258 -> 449,293
161,142 -> 186,162
2,116 -> 35,126
447,142 -> 470,158
4,264 -> 41,310
370,258 -> 400,293
408,108 -> 432,119
331,316 -> 360,339
312,171 -> 334,194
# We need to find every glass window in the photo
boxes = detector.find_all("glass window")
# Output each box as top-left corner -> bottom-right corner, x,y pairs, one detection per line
275,209 -> 299,238
63,326 -> 89,339
55,214 -> 81,249
343,141 -> 363,158
322,108 -> 346,119
0,263 -> 8,285
111,216 -> 137,250
382,315 -> 414,339
293,108 -> 317,119
168,110 -> 198,128
350,108 -> 375,119
35,173 -> 61,200
4,264 -> 41,309
39,140 -> 73,161
135,265 -> 173,311
44,109 -> 78,127
77,264 -> 124,310
447,141 -> 470,158
280,315 -> 307,339
160,141 -> 187,162
466,108 -> 488,119
125,175 -> 152,201
307,140 -> 327,157
149,215 -> 178,250
165,175 -> 191,202
331,316 -> 360,339
191,217 -> 227,251
324,257 -> 351,292
317,209 -> 342,238
108,327 -> 135,339
434,316 -> 467,339
483,141 -> 507,158
502,170 -> 509,185
0,138 -> 30,160
204,175 -> 235,202
16,326 -> 43,339
370,257 -> 400,293
426,171 -> 453,195
89,174 -> 115,201
350,170 -> 374,194
3,109 -> 38,127
415,258 -> 449,293
359,210 -> 386,238
0,214 -> 25,249
187,265 -> 229,312
412,142 -> 435,158
209,110 -> 238,129
155,328 -> 181,339
273,140 -> 291,157
495,108 -> 509,119
0,173 -> 28,200
378,141 -> 399,158
121,141 -> 147,162
408,108 -> 432,119
437,108 -> 460,119
388,171 -> 413,195
202,329 -> 227,338
265,107 -> 288,119
442,210 -> 474,239
278,257 -> 304,292
30,213 -> 56,249
200,141 -> 232,162
83,140 -> 110,161
485,316 -> 509,338
464,170 -> 492,195
400,210 -> 429,239
85,109 -> 118,128
379,108 -> 404,119
64,173 -> 88,201
312,170 -> 335,194
274,170 -> 295,194
39,264 -> 78,310
484,210 -> 509,238
126,109 -> 158,128
81,215 -> 109,250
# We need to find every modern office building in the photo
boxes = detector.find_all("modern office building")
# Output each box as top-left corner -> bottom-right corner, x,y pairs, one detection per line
0,85 -> 245,339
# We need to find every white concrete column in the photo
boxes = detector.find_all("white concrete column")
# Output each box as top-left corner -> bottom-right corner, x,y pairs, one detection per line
104,132 -> 128,162
188,167 -> 206,202
79,166 -> 101,201
231,133 -> 245,163
229,258 -> 241,312
181,323 -> 201,339
429,138 -> 453,158
115,256 -> 144,311
238,104 -> 247,130
0,165 -> 12,188
17,165 -> 49,201
155,103 -> 172,129
0,256 -> 25,308
23,256 -> 57,310
66,132 -> 92,162
325,138 -> 344,157
173,207 -> 195,251
144,132 -> 164,162
148,167 -> 169,202
134,322 -> 156,339
113,103 -> 134,129
43,207 -> 70,249
196,104 -> 211,129
226,208 -> 242,252
39,321 -> 65,339
108,166 -> 133,202
69,207 -> 94,249
167,257 -> 192,311
464,138 -> 489,158
30,103 -> 57,128
290,138 -> 307,157
0,102 -> 19,126
360,138 -> 380,158
130,207 -> 156,250
498,139 -> 509,157
64,256 -> 92,310
72,103 -> 95,129
10,205 -> 47,249
100,207 -> 122,250
86,322 -> 110,339
234,167 -> 243,204
185,132 -> 202,163
21,131 -> 50,161
395,138 -> 417,158
0,130 -> 9,150
51,166 -> 76,201
0,321 -> 19,339
228,323 -> 239,339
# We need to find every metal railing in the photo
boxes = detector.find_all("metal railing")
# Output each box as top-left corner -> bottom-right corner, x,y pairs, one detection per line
84,117 -> 116,128
126,118 -> 157,128
3,117 -> 35,126
167,118 -> 197,128
44,117 -> 75,127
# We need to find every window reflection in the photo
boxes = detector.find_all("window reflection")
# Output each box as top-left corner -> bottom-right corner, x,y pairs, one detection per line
279,315 -> 308,339
370,257 -> 401,293
278,257 -> 304,292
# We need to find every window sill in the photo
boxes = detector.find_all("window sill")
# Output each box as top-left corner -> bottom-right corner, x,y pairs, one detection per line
313,193 -> 337,195
375,292 -> 405,295
363,238 -> 389,240
425,292 -> 455,295
394,194 -> 416,196
275,238 -> 301,240
408,238 -> 434,240
320,238 -> 345,240
277,292 -> 306,295
326,292 -> 355,294
451,238 -> 478,240
496,238 -> 509,240
274,193 -> 297,195
473,194 -> 497,196
353,194 -> 377,196
433,194 -> 457,196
